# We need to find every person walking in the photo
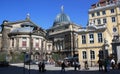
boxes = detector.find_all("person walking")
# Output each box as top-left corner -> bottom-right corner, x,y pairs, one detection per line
104,59 -> 107,72
84,61 -> 89,70
74,61 -> 80,71
107,58 -> 111,72
104,58 -> 110,72
111,58 -> 115,69
61,61 -> 65,72
74,61 -> 77,71
38,62 -> 42,72
41,62 -> 45,72
98,59 -> 103,71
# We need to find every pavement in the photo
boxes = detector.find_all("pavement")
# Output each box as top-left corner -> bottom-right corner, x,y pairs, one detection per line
0,63 -> 120,74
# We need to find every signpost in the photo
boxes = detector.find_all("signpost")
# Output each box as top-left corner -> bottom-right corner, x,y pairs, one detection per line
24,53 -> 30,63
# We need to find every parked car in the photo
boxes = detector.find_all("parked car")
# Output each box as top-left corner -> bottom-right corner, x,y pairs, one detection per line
0,61 -> 9,67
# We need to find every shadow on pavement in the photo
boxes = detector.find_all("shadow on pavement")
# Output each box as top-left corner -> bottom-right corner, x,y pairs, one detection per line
0,65 -> 120,74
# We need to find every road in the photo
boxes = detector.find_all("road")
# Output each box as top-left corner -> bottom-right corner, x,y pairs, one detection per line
0,63 -> 120,74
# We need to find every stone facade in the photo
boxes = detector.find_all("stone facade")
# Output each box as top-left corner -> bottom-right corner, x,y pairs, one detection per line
47,7 -> 80,60
77,0 -> 120,67
0,17 -> 52,62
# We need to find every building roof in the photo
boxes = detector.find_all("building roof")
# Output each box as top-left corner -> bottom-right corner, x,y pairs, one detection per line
90,0 -> 117,9
11,27 -> 34,33
53,6 -> 71,27
53,13 -> 71,25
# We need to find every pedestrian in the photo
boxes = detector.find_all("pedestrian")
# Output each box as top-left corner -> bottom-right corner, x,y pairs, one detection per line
77,62 -> 81,70
38,62 -> 42,72
104,58 -> 110,72
107,58 -> 111,72
61,61 -> 65,72
41,62 -> 45,72
111,58 -> 115,69
73,61 -> 77,71
84,61 -> 88,70
73,61 -> 80,71
98,59 -> 103,71
104,59 -> 107,72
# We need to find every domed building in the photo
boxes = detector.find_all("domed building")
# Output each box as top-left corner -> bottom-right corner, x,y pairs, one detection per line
53,13 -> 71,26
0,15 -> 52,63
47,6 -> 81,60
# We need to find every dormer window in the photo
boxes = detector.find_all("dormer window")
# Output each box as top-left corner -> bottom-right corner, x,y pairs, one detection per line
96,3 -> 100,7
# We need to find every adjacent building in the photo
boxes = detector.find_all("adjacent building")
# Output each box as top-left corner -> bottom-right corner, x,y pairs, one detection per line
78,0 -> 120,67
0,15 -> 52,62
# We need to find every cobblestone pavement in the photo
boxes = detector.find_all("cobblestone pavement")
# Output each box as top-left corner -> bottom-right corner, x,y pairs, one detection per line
0,63 -> 120,74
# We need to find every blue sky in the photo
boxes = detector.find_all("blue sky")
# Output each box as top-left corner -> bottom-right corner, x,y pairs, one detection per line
0,0 -> 98,29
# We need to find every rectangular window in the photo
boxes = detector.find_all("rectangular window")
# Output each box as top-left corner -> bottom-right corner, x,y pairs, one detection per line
103,18 -> 107,23
111,9 -> 114,13
36,43 -> 39,47
22,41 -> 26,47
36,38 -> 39,47
90,50 -> 95,59
98,33 -> 103,43
22,37 -> 27,47
111,17 -> 116,22
89,34 -> 94,43
97,12 -> 100,16
97,19 -> 101,24
91,13 -> 94,17
102,11 -> 106,15
82,51 -> 87,59
82,35 -> 86,44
